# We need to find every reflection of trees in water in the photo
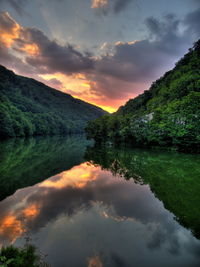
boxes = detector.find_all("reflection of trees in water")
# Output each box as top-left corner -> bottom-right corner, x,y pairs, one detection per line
0,136 -> 90,201
85,146 -> 200,239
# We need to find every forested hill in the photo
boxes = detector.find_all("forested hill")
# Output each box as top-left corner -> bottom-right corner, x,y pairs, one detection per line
0,65 -> 107,138
86,40 -> 200,152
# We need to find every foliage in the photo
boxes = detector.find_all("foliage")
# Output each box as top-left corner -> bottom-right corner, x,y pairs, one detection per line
0,67 -> 106,138
0,244 -> 42,267
0,241 -> 50,267
86,40 -> 200,152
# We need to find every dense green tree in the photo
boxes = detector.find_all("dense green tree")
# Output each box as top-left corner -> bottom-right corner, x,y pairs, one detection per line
0,66 -> 106,138
0,244 -> 49,267
86,40 -> 200,152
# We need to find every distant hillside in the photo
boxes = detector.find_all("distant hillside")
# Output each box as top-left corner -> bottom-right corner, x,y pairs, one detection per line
86,40 -> 200,152
0,65 -> 107,138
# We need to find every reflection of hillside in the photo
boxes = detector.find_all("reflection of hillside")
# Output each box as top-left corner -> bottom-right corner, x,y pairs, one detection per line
0,162 -> 100,244
0,161 -> 167,246
0,136 -> 90,200
85,146 -> 200,239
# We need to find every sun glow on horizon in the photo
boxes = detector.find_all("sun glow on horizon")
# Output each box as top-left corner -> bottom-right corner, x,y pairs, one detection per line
39,73 -> 118,113
92,103 -> 116,113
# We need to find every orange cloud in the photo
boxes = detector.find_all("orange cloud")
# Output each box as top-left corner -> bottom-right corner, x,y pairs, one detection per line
0,12 -> 141,113
91,0 -> 108,9
88,255 -> 103,267
0,202 -> 40,245
39,72 -> 91,93
0,162 -> 102,245
39,163 -> 98,189
0,12 -> 20,48
0,214 -> 24,245
23,204 -> 40,218
19,43 -> 40,56
0,12 -> 40,57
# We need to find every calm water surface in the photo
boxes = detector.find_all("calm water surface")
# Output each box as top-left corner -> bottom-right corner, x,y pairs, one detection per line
0,136 -> 200,267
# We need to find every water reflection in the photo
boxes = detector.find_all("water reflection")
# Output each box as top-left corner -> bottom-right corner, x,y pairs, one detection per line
85,146 -> 200,240
0,138 -> 200,266
0,135 -> 90,200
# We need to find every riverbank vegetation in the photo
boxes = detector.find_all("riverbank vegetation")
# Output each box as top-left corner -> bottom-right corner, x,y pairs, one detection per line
86,40 -> 200,152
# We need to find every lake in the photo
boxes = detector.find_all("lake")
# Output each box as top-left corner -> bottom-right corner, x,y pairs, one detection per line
0,136 -> 200,267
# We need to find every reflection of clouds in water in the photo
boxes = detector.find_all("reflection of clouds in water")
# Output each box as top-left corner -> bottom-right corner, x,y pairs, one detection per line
88,254 -> 103,267
0,162 -> 200,266
0,203 -> 40,245
39,162 -> 98,189
20,202 -> 200,267
0,163 -> 166,243
0,214 -> 24,245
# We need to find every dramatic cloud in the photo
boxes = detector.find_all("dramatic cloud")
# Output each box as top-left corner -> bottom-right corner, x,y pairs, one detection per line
89,11 -> 199,108
0,8 -> 199,112
24,28 -> 93,74
96,14 -> 193,83
0,12 -> 20,47
91,0 -> 108,9
91,0 -> 134,15
0,12 -> 93,75
81,13 -> 196,109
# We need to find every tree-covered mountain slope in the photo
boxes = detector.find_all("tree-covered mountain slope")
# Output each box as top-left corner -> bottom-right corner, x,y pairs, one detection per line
86,40 -> 200,152
0,65 -> 107,138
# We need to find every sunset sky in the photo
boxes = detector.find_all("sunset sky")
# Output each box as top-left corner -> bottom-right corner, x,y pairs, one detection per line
0,0 -> 199,112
